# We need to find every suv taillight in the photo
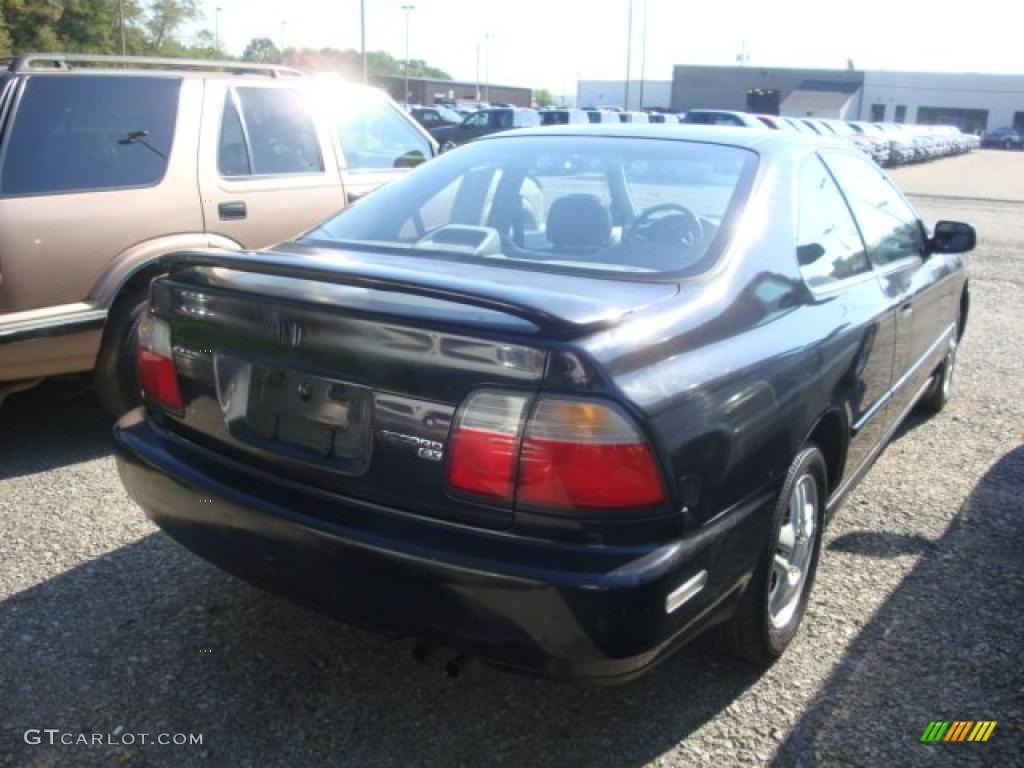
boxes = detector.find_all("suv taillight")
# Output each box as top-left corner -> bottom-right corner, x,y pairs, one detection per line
446,391 -> 665,513
137,314 -> 182,411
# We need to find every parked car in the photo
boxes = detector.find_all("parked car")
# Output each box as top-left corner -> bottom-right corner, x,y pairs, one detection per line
681,109 -> 767,128
586,109 -> 621,124
0,54 -> 436,413
753,114 -> 792,131
981,126 -> 1023,149
618,111 -> 650,124
115,125 -> 973,681
539,108 -> 589,125
430,107 -> 541,151
411,105 -> 463,130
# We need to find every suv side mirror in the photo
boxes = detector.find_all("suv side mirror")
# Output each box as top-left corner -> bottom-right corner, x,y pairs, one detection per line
929,220 -> 976,254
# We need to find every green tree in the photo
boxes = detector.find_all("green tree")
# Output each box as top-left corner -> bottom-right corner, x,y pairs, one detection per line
143,0 -> 197,53
0,14 -> 12,57
534,88 -> 555,107
3,0 -> 65,51
242,36 -> 281,64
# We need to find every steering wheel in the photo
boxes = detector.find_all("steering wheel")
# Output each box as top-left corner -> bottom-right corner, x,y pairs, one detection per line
626,203 -> 703,251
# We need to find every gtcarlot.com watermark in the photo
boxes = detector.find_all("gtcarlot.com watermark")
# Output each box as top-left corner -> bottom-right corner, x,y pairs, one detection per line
25,728 -> 203,747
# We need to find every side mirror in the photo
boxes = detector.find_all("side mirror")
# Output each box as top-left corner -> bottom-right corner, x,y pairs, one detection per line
796,242 -> 825,266
393,150 -> 426,169
929,220 -> 976,254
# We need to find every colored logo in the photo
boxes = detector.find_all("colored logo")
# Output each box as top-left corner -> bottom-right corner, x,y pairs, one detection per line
921,721 -> 997,742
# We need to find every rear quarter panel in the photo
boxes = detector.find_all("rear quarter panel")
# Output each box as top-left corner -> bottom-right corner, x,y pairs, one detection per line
575,144 -> 896,528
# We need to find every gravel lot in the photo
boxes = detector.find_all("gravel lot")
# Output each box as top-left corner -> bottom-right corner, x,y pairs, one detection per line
1,150 -> 1021,768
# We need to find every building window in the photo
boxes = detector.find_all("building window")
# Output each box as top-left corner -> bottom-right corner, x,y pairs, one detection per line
870,104 -> 885,122
894,105 -> 907,123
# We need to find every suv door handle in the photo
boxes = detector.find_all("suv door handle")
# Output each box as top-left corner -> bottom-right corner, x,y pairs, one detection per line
218,201 -> 247,220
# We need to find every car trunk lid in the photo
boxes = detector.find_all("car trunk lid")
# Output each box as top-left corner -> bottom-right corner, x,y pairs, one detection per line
147,247 -> 677,528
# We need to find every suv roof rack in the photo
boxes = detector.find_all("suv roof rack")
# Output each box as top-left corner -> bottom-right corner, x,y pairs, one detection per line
7,53 -> 303,79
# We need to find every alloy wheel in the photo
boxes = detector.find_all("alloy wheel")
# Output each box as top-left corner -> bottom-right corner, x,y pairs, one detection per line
769,473 -> 818,629
942,337 -> 958,400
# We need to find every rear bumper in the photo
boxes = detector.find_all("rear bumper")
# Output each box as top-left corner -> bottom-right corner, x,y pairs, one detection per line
114,410 -> 774,682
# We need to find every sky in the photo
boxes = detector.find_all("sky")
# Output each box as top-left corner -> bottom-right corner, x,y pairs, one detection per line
187,0 -> 1024,98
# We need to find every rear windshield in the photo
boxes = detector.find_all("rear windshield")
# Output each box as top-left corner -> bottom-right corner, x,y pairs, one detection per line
304,136 -> 756,277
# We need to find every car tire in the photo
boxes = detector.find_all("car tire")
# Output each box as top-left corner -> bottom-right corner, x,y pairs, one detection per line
719,445 -> 827,665
919,331 -> 958,414
94,288 -> 148,418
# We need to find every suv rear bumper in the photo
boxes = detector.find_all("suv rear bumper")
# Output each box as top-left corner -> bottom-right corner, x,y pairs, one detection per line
114,409 -> 773,682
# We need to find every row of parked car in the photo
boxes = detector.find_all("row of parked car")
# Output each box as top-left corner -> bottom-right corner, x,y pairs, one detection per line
408,102 -> 981,167
699,111 -> 982,167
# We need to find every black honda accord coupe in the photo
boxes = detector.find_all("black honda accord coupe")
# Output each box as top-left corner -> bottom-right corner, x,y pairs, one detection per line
115,125 -> 974,681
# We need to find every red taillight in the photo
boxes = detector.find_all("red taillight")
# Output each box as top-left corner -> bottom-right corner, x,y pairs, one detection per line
517,399 -> 664,510
446,391 -> 528,501
445,392 -> 665,513
137,314 -> 183,411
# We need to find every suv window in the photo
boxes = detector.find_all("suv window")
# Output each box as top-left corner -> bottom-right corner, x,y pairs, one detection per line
822,150 -> 924,267
1,75 -> 180,196
795,155 -> 871,288
219,87 -> 323,177
334,91 -> 431,171
464,111 -> 489,128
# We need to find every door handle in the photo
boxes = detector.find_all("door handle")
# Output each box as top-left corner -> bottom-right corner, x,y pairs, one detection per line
900,302 -> 914,316
218,201 -> 247,220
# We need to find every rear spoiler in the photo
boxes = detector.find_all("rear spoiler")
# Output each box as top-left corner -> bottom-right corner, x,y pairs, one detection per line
160,249 -> 652,340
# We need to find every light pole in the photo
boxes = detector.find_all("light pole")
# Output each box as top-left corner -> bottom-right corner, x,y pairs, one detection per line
475,41 -> 481,101
483,32 -> 494,103
280,20 -> 287,53
624,0 -> 634,110
360,0 -> 368,82
401,5 -> 415,106
118,0 -> 126,55
214,6 -> 222,54
638,0 -> 648,109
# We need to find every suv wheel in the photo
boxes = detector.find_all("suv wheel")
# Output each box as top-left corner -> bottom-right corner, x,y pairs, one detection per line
94,289 -> 148,418
720,445 -> 826,665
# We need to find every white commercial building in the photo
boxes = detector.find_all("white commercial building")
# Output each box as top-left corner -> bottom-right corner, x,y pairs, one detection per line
860,71 -> 1024,132
576,80 -> 672,111
573,65 -> 1024,133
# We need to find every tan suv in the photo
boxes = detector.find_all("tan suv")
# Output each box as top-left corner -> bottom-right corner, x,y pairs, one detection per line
0,53 -> 435,414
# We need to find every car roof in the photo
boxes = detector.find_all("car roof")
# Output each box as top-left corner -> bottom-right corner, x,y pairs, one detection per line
481,123 -> 847,153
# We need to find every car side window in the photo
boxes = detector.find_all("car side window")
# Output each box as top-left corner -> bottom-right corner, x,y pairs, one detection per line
334,94 -> 431,171
222,87 -> 323,176
821,151 -> 924,267
794,155 -> 872,289
1,74 -> 180,196
464,112 -> 488,127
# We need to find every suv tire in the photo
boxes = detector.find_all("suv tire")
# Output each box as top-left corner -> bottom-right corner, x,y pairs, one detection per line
94,289 -> 148,418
